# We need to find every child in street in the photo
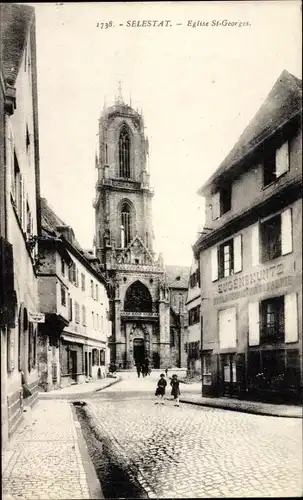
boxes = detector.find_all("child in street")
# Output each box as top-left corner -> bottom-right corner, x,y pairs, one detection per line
155,373 -> 167,404
170,374 -> 180,407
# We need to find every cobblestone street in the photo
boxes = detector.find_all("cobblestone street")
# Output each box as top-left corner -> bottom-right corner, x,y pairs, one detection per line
86,373 -> 302,498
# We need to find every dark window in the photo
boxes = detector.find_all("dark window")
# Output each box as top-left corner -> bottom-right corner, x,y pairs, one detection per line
119,127 -> 130,178
263,149 -> 276,186
170,328 -> 175,347
61,285 -> 66,306
26,125 -> 30,149
261,214 -> 281,262
69,298 -> 73,321
218,239 -> 234,279
121,203 -> 131,247
260,296 -> 284,344
100,350 -> 105,366
188,305 -> 200,326
220,184 -> 232,215
189,269 -> 200,288
90,279 -> 94,298
124,281 -> 152,312
61,257 -> 65,276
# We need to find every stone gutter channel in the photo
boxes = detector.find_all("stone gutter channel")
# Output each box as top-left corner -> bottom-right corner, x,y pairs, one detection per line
73,401 -> 150,500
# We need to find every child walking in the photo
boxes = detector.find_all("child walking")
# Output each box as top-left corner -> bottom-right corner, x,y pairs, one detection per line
155,373 -> 167,404
170,374 -> 180,407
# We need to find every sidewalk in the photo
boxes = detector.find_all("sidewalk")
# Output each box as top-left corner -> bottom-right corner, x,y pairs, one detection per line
180,392 -> 303,418
2,399 -> 103,500
38,376 -> 122,400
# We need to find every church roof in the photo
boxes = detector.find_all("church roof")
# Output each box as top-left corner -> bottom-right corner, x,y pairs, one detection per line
1,3 -> 34,85
165,265 -> 190,289
198,70 -> 302,195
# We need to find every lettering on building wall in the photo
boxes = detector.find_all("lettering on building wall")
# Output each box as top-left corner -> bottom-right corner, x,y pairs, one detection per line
218,263 -> 284,295
214,276 -> 293,305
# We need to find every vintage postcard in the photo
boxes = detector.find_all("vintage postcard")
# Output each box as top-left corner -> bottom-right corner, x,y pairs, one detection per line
1,1 -> 302,499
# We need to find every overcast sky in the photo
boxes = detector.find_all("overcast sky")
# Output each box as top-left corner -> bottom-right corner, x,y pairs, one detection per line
32,1 -> 301,266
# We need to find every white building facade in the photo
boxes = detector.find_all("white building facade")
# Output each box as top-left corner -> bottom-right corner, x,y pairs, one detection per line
1,4 -> 41,442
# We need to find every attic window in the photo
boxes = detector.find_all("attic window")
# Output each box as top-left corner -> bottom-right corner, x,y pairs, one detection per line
263,142 -> 289,187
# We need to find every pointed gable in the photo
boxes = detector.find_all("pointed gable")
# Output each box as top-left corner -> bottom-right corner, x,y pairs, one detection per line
117,234 -> 154,266
198,70 -> 302,195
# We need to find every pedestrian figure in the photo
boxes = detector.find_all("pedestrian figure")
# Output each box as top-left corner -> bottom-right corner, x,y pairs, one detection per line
155,373 -> 167,404
136,362 -> 141,378
165,367 -> 168,377
170,374 -> 180,407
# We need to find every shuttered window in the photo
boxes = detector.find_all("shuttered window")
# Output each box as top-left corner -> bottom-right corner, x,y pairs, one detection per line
218,307 -> 237,349
251,223 -> 260,267
281,208 -> 292,255
248,302 -> 260,346
211,246 -> 218,282
233,234 -> 242,273
285,293 -> 298,343
275,141 -> 289,178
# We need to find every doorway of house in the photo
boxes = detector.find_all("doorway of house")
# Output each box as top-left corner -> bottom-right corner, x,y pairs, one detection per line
133,338 -> 145,365
221,354 -> 237,397
70,350 -> 77,382
85,352 -> 88,377
88,352 -> 92,377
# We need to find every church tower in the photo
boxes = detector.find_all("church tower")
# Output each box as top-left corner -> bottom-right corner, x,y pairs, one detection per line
94,90 -> 171,369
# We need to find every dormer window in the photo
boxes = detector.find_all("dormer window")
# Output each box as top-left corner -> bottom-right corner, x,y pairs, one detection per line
119,127 -> 130,178
263,141 -> 289,187
212,183 -> 232,220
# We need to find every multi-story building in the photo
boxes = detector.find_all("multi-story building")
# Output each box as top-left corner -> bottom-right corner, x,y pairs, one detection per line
1,4 -> 41,442
193,70 -> 302,403
185,258 -> 201,377
94,93 -> 189,368
37,199 -> 111,391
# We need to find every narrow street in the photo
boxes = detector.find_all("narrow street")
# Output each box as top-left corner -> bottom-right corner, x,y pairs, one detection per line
79,372 -> 302,499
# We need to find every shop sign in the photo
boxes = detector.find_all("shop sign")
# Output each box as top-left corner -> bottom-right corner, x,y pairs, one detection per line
218,263 -> 284,295
29,312 -> 45,323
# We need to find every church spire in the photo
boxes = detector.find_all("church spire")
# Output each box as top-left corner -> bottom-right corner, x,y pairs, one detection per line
115,80 -> 124,104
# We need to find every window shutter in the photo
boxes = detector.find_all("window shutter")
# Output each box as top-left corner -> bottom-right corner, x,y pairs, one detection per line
212,192 -> 220,220
248,302 -> 260,346
233,234 -> 242,273
275,141 -> 289,178
285,293 -> 298,343
219,307 -> 237,349
281,208 -> 292,255
211,246 -> 218,282
251,223 -> 259,266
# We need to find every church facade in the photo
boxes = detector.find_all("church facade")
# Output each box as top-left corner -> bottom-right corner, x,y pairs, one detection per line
93,96 -> 188,369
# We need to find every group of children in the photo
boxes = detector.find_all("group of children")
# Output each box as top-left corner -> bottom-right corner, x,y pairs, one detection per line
155,372 -> 180,407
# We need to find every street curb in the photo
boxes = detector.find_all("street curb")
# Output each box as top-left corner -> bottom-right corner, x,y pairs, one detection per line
179,398 -> 302,418
38,377 -> 122,400
71,404 -> 104,499
94,376 -> 122,392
